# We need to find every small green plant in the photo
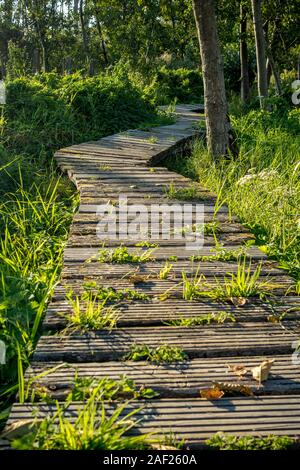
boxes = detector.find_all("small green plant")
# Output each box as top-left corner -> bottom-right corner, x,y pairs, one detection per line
124,344 -> 188,363
82,282 -> 150,302
190,246 -> 247,262
63,291 -> 119,333
70,375 -> 158,401
212,258 -> 270,300
167,255 -> 178,262
11,392 -> 152,450
206,432 -> 296,450
164,312 -> 236,327
165,182 -> 210,201
158,261 -> 173,279
135,241 -> 158,248
96,245 -> 155,263
182,269 -> 208,300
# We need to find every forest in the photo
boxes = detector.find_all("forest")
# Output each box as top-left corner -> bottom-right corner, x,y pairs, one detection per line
0,0 -> 300,454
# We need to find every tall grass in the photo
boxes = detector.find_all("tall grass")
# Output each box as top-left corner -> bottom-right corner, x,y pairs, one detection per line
0,169 -> 77,423
166,105 -> 300,279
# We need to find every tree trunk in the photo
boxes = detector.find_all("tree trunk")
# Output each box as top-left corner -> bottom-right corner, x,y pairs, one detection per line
251,0 -> 268,108
192,0 -> 230,158
79,0 -> 91,73
240,3 -> 250,103
93,1 -> 109,66
267,52 -> 282,95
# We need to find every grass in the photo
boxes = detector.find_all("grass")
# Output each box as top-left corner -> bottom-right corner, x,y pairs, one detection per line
0,171 -> 77,424
124,344 -> 188,363
62,291 -> 119,333
181,259 -> 271,301
166,106 -> 300,280
164,312 -> 236,327
11,393 -> 152,450
70,375 -> 158,401
94,245 -> 155,264
158,261 -> 173,279
189,245 -> 249,262
82,281 -> 150,302
165,182 -> 210,201
206,432 -> 297,450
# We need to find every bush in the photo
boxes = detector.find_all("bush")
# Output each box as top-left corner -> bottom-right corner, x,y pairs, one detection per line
143,67 -> 203,104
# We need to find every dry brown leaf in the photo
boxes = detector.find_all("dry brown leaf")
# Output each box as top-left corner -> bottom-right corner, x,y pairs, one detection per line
200,388 -> 225,400
230,297 -> 247,307
1,419 -> 42,440
226,364 -> 248,378
251,359 -> 275,384
213,381 -> 254,397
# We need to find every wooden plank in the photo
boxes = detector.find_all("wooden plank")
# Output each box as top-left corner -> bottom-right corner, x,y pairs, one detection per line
8,396 -> 300,448
32,322 -> 298,362
62,259 -> 281,278
63,245 -> 267,262
67,233 -> 254,247
43,297 -> 300,330
26,355 -> 300,399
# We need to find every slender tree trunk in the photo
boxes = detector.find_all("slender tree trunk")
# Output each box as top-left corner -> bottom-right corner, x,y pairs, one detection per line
192,0 -> 230,158
79,0 -> 91,73
240,3 -> 250,103
93,1 -> 109,66
267,52 -> 282,95
251,0 -> 268,108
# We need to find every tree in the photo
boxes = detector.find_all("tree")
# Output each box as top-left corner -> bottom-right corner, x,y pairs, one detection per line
251,0 -> 268,107
192,0 -> 230,158
239,2 -> 250,103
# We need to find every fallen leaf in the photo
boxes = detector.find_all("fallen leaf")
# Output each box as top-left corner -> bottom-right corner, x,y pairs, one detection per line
200,388 -> 224,400
251,359 -> 275,384
226,364 -> 248,378
213,381 -> 254,397
230,297 -> 247,307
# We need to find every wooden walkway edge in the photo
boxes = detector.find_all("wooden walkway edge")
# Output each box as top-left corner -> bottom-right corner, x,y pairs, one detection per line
5,104 -> 300,449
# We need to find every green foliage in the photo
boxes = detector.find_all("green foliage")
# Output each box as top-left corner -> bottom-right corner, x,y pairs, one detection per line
70,375 -> 158,402
3,71 -> 160,160
95,245 -> 155,264
124,344 -> 188,364
62,291 -> 119,333
164,312 -> 236,327
173,106 -> 300,279
82,282 -> 150,302
144,67 -> 203,104
0,174 -> 76,418
12,394 -> 151,450
206,432 -> 296,450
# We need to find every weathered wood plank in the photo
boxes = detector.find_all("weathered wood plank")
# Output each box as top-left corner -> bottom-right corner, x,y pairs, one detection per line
8,397 -> 300,448
33,322 -> 298,362
26,355 -> 300,399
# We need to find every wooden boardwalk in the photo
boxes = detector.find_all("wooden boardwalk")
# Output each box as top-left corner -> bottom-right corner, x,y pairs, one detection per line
6,104 -> 300,448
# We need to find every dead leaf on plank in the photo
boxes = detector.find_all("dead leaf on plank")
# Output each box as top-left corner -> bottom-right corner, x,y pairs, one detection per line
226,364 -> 248,378
252,359 -> 275,384
200,388 -> 224,400
213,381 -> 254,397
230,297 -> 247,307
